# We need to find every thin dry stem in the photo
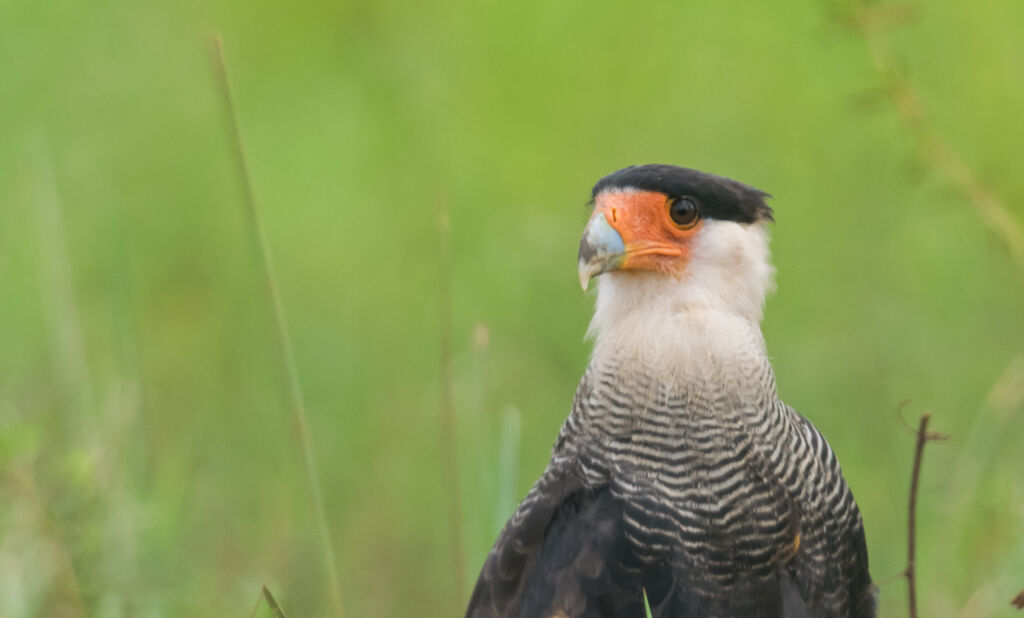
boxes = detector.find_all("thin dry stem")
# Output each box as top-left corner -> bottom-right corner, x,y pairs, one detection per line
210,35 -> 346,618
904,412 -> 947,618
906,415 -> 926,618
848,2 -> 1024,278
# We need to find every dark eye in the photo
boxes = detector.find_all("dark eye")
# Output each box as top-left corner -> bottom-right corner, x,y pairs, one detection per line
669,197 -> 700,228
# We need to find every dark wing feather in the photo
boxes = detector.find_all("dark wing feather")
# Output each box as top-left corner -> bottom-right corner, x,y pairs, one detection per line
466,471 -> 872,618
464,464 -> 582,618
780,569 -> 823,618
467,405 -> 878,618
465,474 -> 643,618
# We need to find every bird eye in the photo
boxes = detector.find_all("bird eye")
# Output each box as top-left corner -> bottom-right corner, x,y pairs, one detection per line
669,197 -> 700,228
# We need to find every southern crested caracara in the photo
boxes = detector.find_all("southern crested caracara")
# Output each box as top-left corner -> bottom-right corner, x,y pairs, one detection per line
464,165 -> 875,618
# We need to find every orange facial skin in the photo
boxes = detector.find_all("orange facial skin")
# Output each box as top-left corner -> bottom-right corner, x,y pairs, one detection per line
593,191 -> 703,275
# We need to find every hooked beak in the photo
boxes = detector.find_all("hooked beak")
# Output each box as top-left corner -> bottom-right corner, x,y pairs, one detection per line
577,211 -> 626,291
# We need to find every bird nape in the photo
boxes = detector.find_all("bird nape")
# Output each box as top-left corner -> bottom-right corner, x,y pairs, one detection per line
464,165 -> 876,618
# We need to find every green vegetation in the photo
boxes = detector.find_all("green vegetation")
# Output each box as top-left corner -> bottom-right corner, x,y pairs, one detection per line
1,0 -> 1022,617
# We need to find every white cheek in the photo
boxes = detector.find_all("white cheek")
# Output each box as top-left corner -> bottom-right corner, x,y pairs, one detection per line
685,220 -> 775,322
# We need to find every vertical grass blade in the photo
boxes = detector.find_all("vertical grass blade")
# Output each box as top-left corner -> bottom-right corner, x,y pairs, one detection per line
28,134 -> 95,424
437,197 -> 467,601
210,36 -> 346,618
262,586 -> 290,618
494,406 -> 521,533
24,134 -> 92,618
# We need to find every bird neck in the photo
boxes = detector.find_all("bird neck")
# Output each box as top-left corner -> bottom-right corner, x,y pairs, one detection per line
587,272 -> 774,395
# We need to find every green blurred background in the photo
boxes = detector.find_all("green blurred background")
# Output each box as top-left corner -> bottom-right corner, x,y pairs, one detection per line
2,0 -> 1023,616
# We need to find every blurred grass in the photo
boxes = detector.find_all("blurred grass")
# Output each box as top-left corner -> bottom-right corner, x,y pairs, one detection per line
1,0 -> 1023,617
211,36 -> 347,617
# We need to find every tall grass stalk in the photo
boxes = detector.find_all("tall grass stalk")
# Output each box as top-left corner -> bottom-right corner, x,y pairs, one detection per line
261,586 -> 290,618
24,135 -> 91,618
210,36 -> 346,618
494,406 -> 521,533
437,196 -> 467,600
28,134 -> 95,425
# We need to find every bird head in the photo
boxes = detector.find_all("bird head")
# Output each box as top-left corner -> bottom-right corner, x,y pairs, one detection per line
579,165 -> 775,329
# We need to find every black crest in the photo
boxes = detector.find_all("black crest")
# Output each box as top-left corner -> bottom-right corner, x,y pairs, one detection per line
592,164 -> 774,224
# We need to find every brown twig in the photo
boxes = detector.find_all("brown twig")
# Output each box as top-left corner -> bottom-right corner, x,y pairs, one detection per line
840,1 -> 1024,279
210,36 -> 346,618
1012,588 -> 1024,610
896,401 -> 950,441
904,413 -> 947,618
872,569 -> 911,589
437,196 -> 467,601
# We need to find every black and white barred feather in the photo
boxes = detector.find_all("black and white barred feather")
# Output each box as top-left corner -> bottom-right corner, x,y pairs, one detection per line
466,354 -> 874,618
